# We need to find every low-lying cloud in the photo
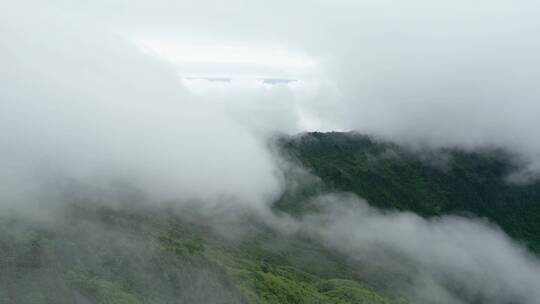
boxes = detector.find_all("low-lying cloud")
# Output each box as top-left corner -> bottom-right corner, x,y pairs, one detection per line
288,194 -> 540,304
0,3 -> 282,214
14,0 -> 540,176
69,0 -> 540,178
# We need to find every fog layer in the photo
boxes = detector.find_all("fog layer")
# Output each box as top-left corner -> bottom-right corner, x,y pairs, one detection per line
72,0 -> 540,177
289,194 -> 540,304
0,4 -> 281,213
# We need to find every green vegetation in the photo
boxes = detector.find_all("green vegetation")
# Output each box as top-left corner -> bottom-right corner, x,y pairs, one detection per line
0,201 -> 400,304
278,131 -> 540,251
3,131 -> 540,303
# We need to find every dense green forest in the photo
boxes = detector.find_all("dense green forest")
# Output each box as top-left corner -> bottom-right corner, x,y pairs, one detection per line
2,131 -> 540,303
278,132 -> 540,251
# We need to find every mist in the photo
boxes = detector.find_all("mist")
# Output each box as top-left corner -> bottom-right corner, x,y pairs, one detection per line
10,0 -> 540,176
0,3 -> 282,215
71,0 -> 540,178
2,1 -> 540,304
286,193 -> 540,304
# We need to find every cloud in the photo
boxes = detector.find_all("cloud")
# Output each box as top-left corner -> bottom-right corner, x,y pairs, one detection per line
54,0 -> 540,177
291,193 -> 540,304
0,3 -> 282,213
312,1 -> 540,177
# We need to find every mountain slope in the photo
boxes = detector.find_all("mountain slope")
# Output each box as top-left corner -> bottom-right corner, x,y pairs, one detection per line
3,131 -> 540,303
0,201 -> 401,304
278,131 -> 540,251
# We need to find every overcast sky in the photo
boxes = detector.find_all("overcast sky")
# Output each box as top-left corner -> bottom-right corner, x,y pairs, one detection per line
84,0 -> 540,175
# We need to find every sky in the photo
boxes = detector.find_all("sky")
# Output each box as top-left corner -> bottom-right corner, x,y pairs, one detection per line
9,1 -> 540,144
93,0 -> 540,177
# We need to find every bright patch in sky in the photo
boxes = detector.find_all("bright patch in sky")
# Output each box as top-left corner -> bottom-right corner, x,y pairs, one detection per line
136,38 -> 317,78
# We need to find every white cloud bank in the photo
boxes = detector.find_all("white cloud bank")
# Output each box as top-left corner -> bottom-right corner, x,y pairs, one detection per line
0,3 -> 282,213
86,0 -> 540,177
288,194 -> 540,304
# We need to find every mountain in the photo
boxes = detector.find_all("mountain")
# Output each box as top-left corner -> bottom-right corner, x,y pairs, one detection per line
0,201 -> 402,304
2,131 -> 540,304
277,131 -> 540,252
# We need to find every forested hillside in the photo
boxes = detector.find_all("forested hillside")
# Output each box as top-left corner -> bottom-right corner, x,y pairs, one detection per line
279,132 -> 540,251
3,131 -> 540,304
0,201 -> 402,304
